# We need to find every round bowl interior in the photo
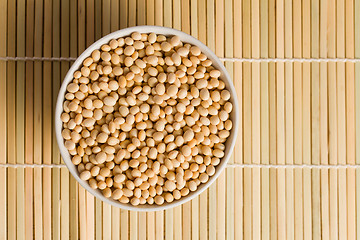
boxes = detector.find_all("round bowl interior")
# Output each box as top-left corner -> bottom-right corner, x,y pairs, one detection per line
55,25 -> 239,211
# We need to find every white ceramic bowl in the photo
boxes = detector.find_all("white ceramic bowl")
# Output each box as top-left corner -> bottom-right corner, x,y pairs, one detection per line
55,26 -> 239,211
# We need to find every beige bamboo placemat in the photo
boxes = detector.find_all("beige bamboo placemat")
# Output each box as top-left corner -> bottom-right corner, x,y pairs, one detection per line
0,0 -> 360,239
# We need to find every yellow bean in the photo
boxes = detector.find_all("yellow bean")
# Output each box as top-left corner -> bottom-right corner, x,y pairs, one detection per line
177,47 -> 189,57
91,49 -> 101,61
170,35 -> 180,46
100,52 -> 111,62
180,188 -> 189,196
148,33 -> 157,43
161,42 -> 172,52
221,90 -> 231,100
119,196 -> 129,203
210,69 -> 221,78
164,193 -> 174,203
100,167 -> 111,177
199,173 -> 209,183
130,197 -> 140,206
80,170 -> 91,180
112,189 -> 123,200
154,196 -> 164,205
188,180 -> 197,191
122,188 -> 133,197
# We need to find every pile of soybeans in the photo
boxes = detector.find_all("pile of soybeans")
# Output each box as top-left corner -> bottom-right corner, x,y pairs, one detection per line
61,32 -> 233,206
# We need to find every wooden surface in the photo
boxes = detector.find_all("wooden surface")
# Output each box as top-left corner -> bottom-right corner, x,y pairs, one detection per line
0,0 -> 360,239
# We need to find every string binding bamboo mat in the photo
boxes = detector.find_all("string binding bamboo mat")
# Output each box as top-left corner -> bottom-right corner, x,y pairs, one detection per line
1,0 -> 360,239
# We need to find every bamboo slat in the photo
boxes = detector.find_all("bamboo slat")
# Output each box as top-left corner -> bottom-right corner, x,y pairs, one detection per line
103,203 -> 112,240
25,0 -> 35,238
155,211 -> 164,240
60,1 -> 70,239
336,1 -> 348,239
268,0 -> 277,239
34,2 -> 44,239
95,199 -> 102,239
311,1 -> 322,239
7,0 -> 16,238
16,0 -> 26,238
284,0 -> 294,238
154,0 -> 163,26
259,1 -> 270,238
302,1 -> 312,238
43,0 -> 53,238
276,1 -> 286,239
163,0 -> 172,28
128,0 -> 136,27
173,0 -> 181,30
0,9 -> 7,237
79,187 -> 86,240
319,1 -> 330,239
86,0 -> 95,46
242,1 -> 252,239
0,0 -> 359,239
345,1 -> 356,239
120,0 -> 128,29
52,0 -> 61,238
327,2 -> 339,240
356,1 -> 360,239
251,0 -> 261,239
86,192 -> 95,240
293,1 -> 303,239
137,0 -> 146,26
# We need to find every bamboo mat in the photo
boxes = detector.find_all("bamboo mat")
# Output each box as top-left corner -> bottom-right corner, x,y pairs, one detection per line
0,0 -> 360,239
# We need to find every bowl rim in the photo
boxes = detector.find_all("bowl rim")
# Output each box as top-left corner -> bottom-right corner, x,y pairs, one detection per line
55,25 -> 239,211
